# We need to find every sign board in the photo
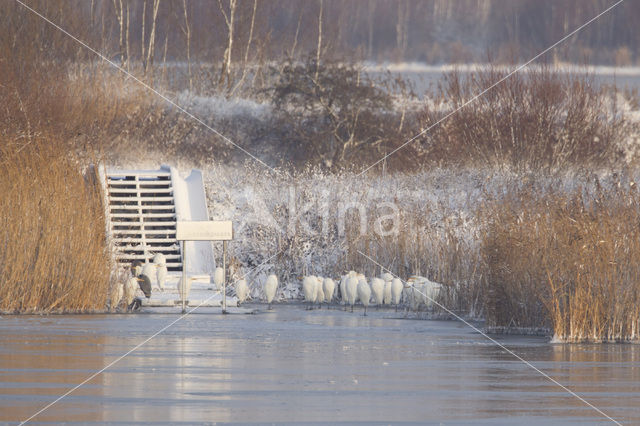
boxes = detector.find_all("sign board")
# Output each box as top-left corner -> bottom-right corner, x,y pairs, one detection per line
176,221 -> 233,241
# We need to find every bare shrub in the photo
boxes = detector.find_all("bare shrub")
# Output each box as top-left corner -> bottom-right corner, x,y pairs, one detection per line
266,56 -> 415,170
0,136 -> 110,313
419,65 -> 626,171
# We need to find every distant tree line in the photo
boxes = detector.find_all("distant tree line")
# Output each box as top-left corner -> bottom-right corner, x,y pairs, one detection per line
2,0 -> 640,74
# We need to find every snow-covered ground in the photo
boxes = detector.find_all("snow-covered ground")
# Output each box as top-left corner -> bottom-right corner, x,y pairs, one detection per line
194,165 -> 640,307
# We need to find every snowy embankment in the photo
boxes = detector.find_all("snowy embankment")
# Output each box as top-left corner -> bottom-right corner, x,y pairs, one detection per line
200,165 -> 639,305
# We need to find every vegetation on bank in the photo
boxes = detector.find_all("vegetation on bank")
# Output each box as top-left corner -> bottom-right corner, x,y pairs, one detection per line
3,2 -> 640,342
212,165 -> 640,342
481,183 -> 640,342
0,137 -> 110,313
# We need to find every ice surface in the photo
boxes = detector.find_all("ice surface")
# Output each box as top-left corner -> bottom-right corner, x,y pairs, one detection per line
1,306 -> 637,424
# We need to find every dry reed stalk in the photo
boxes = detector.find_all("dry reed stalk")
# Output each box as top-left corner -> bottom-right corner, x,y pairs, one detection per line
0,136 -> 110,313
481,184 -> 640,342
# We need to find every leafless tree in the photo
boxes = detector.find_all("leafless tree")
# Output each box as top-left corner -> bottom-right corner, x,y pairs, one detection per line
144,0 -> 161,78
218,0 -> 238,89
231,0 -> 258,96
181,0 -> 192,92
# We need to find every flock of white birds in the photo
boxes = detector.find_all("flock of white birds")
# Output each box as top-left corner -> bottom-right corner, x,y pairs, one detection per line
239,270 -> 443,316
111,254 -> 443,315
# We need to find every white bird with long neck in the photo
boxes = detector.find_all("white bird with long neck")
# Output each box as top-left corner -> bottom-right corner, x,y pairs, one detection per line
370,277 -> 385,308
383,280 -> 392,305
153,253 -> 167,290
323,277 -> 335,306
235,279 -> 248,305
302,275 -> 318,310
214,267 -> 225,291
391,278 -> 403,311
141,262 -> 156,290
345,275 -> 359,312
264,274 -> 278,310
339,274 -> 348,305
177,276 -> 194,301
357,278 -> 372,316
381,272 -> 394,282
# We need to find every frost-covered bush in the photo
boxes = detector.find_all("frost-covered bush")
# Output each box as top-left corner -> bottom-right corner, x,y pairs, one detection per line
202,163 -> 640,342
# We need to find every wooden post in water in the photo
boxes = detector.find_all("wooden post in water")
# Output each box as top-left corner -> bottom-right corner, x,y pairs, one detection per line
222,240 -> 227,314
181,241 -> 187,314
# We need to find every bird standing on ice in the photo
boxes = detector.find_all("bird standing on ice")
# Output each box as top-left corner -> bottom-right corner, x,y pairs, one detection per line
383,280 -> 392,305
339,274 -> 348,305
345,276 -> 359,312
235,279 -> 249,305
391,278 -> 403,311
153,253 -> 167,290
370,277 -> 385,309
357,278 -> 372,316
323,277 -> 335,306
302,276 -> 318,310
214,267 -> 225,291
264,274 -> 278,310
141,263 -> 156,291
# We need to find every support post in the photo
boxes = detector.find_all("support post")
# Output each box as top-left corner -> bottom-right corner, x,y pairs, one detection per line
222,240 -> 227,314
181,241 -> 186,314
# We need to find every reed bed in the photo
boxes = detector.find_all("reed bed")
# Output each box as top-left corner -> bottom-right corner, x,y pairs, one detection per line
481,182 -> 640,342
0,136 -> 110,313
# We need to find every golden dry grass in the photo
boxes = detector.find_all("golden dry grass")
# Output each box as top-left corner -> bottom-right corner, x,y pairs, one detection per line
0,136 -> 110,313
481,183 -> 640,342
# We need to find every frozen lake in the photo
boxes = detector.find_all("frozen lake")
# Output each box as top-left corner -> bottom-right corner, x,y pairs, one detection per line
1,304 -> 639,424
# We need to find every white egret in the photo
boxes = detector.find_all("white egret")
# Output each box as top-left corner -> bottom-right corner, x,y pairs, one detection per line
339,274 -> 348,304
370,277 -> 385,308
383,280 -> 392,305
235,279 -> 249,305
391,278 -> 403,311
323,277 -> 335,306
422,279 -> 442,310
153,253 -> 167,290
345,276 -> 359,312
141,263 -> 156,290
357,278 -> 372,316
381,272 -> 394,282
264,274 -> 278,310
214,267 -> 225,290
302,275 -> 318,310
407,276 -> 442,311
177,276 -> 193,301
